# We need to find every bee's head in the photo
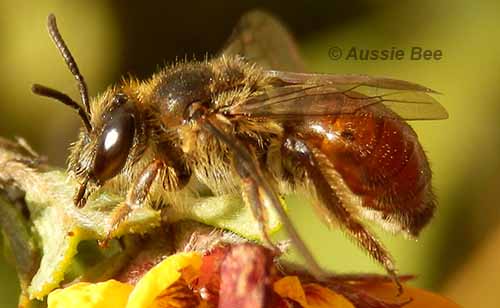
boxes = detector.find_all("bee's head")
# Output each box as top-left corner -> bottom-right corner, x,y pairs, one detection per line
68,89 -> 147,206
32,14 -> 146,207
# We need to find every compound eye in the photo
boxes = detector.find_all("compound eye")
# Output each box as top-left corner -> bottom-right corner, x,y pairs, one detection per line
93,105 -> 135,183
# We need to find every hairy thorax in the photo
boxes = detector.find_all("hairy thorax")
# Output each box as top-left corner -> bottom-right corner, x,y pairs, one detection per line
104,56 -> 285,206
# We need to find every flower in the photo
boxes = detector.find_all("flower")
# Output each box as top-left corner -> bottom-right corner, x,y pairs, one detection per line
273,276 -> 354,308
48,252 -> 202,308
47,280 -> 133,308
46,245 -> 461,308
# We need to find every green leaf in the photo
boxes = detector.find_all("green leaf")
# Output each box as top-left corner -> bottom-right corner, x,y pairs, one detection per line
26,171 -> 162,299
0,194 -> 40,290
0,139 -> 160,300
166,194 -> 284,241
20,170 -> 160,299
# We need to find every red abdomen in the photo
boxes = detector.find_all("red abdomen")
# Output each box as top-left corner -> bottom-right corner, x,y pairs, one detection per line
294,110 -> 435,236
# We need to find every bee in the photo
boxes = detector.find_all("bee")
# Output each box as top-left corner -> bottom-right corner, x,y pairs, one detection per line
32,11 -> 447,289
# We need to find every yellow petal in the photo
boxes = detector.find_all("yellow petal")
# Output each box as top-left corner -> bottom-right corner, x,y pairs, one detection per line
274,276 -> 309,307
273,276 -> 354,308
303,283 -> 354,308
362,283 -> 461,308
126,252 -> 202,308
47,280 -> 133,308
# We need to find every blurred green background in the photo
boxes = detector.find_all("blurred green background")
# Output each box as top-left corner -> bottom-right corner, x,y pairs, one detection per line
1,0 -> 499,307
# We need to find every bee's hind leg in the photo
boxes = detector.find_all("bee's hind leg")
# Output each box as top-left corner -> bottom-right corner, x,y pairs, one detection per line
282,136 -> 403,294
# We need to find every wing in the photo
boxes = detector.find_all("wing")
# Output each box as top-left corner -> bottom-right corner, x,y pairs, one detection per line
221,10 -> 306,72
226,70 -> 448,121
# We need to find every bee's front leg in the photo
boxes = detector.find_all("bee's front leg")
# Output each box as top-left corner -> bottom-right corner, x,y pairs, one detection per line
103,159 -> 165,243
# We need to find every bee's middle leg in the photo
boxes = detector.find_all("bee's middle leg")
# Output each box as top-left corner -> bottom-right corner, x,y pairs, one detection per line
237,166 -> 278,253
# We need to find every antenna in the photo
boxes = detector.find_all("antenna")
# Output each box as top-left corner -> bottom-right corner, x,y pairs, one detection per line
47,14 -> 91,115
32,84 -> 92,132
32,14 -> 93,132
